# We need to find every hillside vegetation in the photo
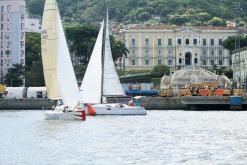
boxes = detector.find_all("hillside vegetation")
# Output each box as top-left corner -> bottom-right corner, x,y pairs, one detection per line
27,0 -> 247,26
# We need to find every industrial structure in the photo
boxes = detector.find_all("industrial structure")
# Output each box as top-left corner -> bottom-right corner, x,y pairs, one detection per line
160,67 -> 231,96
0,0 -> 26,82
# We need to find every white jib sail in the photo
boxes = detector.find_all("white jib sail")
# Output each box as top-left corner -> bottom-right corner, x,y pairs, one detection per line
80,21 -> 104,104
103,12 -> 126,96
56,5 -> 81,109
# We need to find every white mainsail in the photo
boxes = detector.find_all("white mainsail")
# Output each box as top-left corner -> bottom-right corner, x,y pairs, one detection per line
103,12 -> 126,96
41,0 -> 60,100
42,0 -> 81,109
80,21 -> 104,104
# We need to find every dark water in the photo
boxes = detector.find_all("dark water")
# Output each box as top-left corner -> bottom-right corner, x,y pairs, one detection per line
1,110 -> 247,165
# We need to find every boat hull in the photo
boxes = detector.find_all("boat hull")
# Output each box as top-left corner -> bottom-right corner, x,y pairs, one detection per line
44,110 -> 85,120
91,104 -> 147,115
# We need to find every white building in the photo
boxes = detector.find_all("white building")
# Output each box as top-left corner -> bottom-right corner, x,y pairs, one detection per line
0,0 -> 25,83
25,14 -> 41,33
123,25 -> 237,71
232,47 -> 247,88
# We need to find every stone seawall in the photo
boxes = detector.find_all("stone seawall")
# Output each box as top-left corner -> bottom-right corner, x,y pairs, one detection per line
143,97 -> 186,110
0,99 -> 54,110
108,96 -> 247,110
1,96 -> 247,110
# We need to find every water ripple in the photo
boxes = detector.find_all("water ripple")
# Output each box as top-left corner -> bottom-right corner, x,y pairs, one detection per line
1,110 -> 247,164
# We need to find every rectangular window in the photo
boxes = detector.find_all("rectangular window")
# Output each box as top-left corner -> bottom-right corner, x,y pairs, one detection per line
168,38 -> 172,45
186,39 -> 189,45
21,14 -> 24,21
5,50 -> 10,55
203,39 -> 207,46
21,41 -> 24,48
132,60 -> 135,65
210,39 -> 214,46
145,49 -> 149,64
177,39 -> 182,45
145,60 -> 149,65
179,58 -> 182,64
202,50 -> 207,65
131,38 -> 135,47
168,51 -> 172,66
194,58 -> 198,64
21,59 -> 24,65
21,23 -> 24,30
145,38 -> 149,47
158,59 -> 161,65
158,38 -> 161,46
158,49 -> 162,64
219,49 -> 222,65
131,50 -> 135,65
210,50 -> 214,65
193,39 -> 197,45
168,59 -> 172,65
1,6 -> 4,12
219,39 -> 222,46
201,57 -> 206,65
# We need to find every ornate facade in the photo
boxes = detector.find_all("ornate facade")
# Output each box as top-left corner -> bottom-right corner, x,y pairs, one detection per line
123,25 -> 237,71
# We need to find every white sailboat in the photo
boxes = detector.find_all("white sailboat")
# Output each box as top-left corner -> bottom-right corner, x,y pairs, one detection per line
80,12 -> 146,115
41,0 -> 85,120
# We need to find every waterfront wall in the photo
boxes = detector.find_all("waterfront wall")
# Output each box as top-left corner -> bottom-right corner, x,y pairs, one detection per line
1,96 -> 247,110
143,96 -> 247,110
143,97 -> 186,110
0,99 -> 54,110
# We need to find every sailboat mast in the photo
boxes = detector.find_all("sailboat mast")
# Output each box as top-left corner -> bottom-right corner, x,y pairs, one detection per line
100,14 -> 107,104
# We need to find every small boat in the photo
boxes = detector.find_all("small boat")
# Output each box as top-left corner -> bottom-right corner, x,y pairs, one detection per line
80,11 -> 146,115
41,0 -> 85,120
91,103 -> 146,115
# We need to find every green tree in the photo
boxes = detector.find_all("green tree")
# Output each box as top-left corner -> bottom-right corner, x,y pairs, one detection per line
65,24 -> 98,64
138,12 -> 151,22
5,64 -> 24,87
26,0 -> 247,25
25,60 -> 45,87
151,65 -> 170,75
223,35 -> 247,53
25,32 -> 45,87
196,12 -> 211,23
168,14 -> 189,25
209,17 -> 226,26
110,36 -> 129,61
26,0 -> 44,16
25,32 -> 41,70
